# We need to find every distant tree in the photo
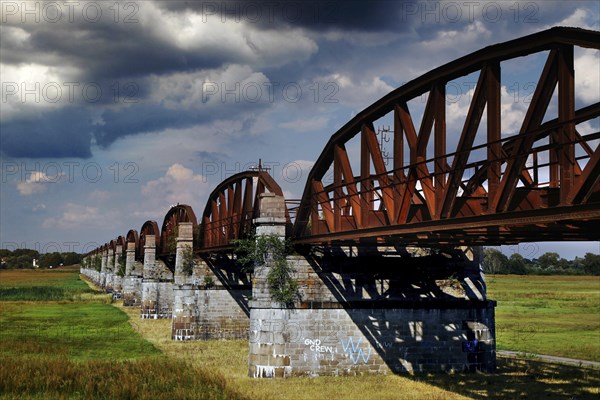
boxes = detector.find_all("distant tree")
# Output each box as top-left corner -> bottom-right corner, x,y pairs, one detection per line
39,252 -> 64,268
582,253 -> 600,276
12,249 -> 40,259
0,249 -> 13,258
10,255 -> 33,269
507,253 -> 527,275
63,252 -> 81,266
536,252 -> 560,270
483,248 -> 509,274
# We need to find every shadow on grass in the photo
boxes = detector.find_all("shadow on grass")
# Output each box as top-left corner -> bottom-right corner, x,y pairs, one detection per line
412,356 -> 599,399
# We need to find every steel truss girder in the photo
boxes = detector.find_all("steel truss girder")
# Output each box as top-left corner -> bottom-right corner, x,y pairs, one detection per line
199,171 -> 288,252
159,205 -> 198,256
293,27 -> 600,246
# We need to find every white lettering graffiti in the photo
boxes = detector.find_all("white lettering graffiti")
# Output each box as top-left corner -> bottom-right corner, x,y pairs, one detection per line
304,338 -> 334,354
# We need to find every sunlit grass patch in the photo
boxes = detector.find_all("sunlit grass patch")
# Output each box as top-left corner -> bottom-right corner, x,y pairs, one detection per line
0,268 -> 98,301
0,302 -> 159,361
488,275 -> 600,361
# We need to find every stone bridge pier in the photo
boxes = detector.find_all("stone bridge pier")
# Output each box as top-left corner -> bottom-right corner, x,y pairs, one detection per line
140,235 -> 173,319
171,222 -> 251,341
105,246 -> 115,292
99,249 -> 108,288
248,195 -> 496,378
123,242 -> 143,306
112,241 -> 124,294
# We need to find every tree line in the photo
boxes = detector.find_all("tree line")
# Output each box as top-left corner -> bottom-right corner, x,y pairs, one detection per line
0,249 -> 81,269
1,247 -> 598,275
483,248 -> 600,276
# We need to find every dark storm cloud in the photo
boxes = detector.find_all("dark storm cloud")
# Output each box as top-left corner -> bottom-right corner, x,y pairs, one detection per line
1,12 -> 234,81
158,0 -> 413,32
1,108 -> 93,158
2,0 -> 596,159
1,96 -> 270,158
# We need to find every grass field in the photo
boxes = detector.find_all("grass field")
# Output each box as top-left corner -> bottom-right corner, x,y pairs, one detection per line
487,275 -> 600,362
120,306 -> 599,400
0,267 -> 242,399
0,268 -> 598,399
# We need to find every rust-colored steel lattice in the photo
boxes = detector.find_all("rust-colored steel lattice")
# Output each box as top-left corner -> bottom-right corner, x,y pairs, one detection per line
293,27 -> 600,246
159,204 -> 198,256
199,170 -> 287,251
139,220 -> 160,261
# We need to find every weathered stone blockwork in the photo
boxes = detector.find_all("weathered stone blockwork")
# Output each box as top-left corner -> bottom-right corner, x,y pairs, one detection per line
249,302 -> 495,377
172,255 -> 251,340
141,281 -> 174,319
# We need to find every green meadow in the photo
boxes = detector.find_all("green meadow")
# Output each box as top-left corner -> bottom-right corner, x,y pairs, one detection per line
0,267 -> 598,399
0,267 -> 243,400
487,275 -> 600,361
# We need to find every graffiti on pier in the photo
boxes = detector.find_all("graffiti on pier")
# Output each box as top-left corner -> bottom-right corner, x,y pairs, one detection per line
340,336 -> 372,365
304,338 -> 334,354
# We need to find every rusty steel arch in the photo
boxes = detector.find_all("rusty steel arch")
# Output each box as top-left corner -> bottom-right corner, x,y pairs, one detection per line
293,27 -> 600,246
126,229 -> 140,260
139,221 -> 160,262
199,170 -> 288,251
159,204 -> 198,256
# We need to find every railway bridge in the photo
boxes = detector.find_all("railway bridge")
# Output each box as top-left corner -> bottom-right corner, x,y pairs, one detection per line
81,27 -> 600,377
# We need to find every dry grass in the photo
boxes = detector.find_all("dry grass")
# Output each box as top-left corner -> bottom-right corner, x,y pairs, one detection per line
119,304 -> 468,400
3,269 -> 598,399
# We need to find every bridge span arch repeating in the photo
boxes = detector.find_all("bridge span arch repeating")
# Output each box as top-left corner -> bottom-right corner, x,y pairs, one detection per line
292,26 -> 600,246
199,170 -> 289,252
86,27 -> 600,258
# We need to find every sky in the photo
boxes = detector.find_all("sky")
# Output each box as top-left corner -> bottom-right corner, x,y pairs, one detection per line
1,0 -> 599,259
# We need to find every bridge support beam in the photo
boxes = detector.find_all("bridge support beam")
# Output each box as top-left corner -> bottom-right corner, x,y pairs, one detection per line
105,247 -> 115,292
251,193 -> 288,309
172,222 -> 197,340
123,242 -> 142,306
249,249 -> 496,377
141,235 -> 173,319
100,249 -> 108,288
249,195 -> 496,377
113,243 -> 123,295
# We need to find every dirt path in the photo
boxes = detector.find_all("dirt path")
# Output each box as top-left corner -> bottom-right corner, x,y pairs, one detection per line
498,350 -> 600,368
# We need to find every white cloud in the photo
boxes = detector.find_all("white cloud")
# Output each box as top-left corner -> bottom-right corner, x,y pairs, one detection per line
278,116 -> 328,132
553,8 -> 597,31
42,202 -> 115,230
140,4 -> 318,68
574,48 -> 600,104
88,190 -> 112,202
320,73 -> 394,110
140,164 -> 211,217
16,171 -> 64,196
0,62 -> 80,121
421,21 -> 491,52
322,30 -> 402,46
150,64 -> 270,110
32,203 -> 46,212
